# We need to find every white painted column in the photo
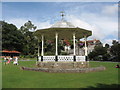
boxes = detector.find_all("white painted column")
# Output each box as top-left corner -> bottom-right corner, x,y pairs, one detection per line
84,36 -> 88,56
41,35 -> 44,56
38,39 -> 40,57
73,34 -> 76,55
55,33 -> 58,56
38,39 -> 40,62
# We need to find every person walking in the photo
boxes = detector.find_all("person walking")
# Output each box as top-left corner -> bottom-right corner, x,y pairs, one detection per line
6,57 -> 10,64
9,56 -> 13,61
13,57 -> 19,65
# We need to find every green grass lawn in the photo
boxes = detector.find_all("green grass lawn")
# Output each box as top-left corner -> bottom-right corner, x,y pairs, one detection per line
2,60 -> 120,88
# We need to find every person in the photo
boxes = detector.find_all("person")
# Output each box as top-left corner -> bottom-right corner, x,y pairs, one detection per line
9,56 -> 13,61
13,57 -> 19,65
116,64 -> 119,68
6,57 -> 10,64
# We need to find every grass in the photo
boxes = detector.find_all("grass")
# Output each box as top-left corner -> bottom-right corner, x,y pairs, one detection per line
2,60 -> 120,88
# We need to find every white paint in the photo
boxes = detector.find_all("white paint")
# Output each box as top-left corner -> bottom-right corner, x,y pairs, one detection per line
84,36 -> 88,56
55,33 -> 58,56
43,56 -> 55,62
38,56 -> 86,62
58,56 -> 73,62
41,35 -> 44,56
73,34 -> 76,55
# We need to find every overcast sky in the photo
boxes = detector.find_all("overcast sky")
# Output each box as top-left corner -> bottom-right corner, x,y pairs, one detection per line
1,1 -> 118,45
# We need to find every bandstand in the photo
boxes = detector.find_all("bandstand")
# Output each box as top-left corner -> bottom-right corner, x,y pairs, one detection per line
34,12 -> 92,65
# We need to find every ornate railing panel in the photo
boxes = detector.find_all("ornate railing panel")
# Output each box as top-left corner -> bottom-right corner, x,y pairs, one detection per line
38,56 -> 86,62
58,56 -> 73,62
43,56 -> 55,62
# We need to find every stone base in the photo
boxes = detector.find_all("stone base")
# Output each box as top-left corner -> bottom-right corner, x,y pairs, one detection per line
21,66 -> 106,73
37,62 -> 89,69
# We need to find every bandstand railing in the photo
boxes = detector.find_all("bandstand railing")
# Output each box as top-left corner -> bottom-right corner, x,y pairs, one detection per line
38,56 -> 86,62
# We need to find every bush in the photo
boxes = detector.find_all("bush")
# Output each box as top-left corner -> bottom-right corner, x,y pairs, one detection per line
102,53 -> 110,61
60,52 -> 68,55
45,52 -> 55,56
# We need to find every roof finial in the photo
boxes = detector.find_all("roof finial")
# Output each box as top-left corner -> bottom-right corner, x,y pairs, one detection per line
60,11 -> 65,20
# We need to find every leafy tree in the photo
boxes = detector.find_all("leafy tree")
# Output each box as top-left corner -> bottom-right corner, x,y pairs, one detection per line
88,45 -> 108,61
88,51 -> 97,60
43,39 -> 65,55
94,45 -> 107,55
1,21 -> 25,52
95,40 -> 103,46
102,53 -> 110,61
19,20 -> 37,56
112,40 -> 119,45
105,43 -> 110,48
110,40 -> 120,62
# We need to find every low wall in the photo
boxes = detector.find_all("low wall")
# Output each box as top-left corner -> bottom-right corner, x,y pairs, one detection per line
20,66 -> 106,73
37,62 -> 89,69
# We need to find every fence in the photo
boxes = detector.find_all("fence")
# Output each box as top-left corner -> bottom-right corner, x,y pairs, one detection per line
38,56 -> 86,62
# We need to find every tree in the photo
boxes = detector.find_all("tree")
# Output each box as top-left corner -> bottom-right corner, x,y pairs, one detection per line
110,40 -> 120,62
112,40 -> 119,45
1,21 -> 25,52
105,43 -> 110,48
88,51 -> 97,60
19,20 -> 37,56
94,45 -> 107,55
88,45 -> 108,61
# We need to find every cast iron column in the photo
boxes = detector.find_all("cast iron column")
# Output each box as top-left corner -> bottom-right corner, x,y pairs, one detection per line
41,35 -> 44,62
55,33 -> 58,61
73,33 -> 76,62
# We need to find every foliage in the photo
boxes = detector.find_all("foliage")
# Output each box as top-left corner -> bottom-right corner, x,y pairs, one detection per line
105,43 -> 110,48
94,45 -> 107,55
88,51 -> 97,60
88,40 -> 120,62
110,40 -> 120,62
88,45 -> 108,61
1,21 -> 25,52
19,20 -> 37,56
1,20 -> 38,57
60,52 -> 68,55
43,39 -> 66,55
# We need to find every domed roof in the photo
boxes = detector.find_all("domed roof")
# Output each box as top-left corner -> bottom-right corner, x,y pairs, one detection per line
35,12 -> 92,39
51,20 -> 75,28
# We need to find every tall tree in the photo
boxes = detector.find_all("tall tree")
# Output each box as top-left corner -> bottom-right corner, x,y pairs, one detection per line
105,43 -> 110,48
88,45 -> 108,61
1,21 -> 25,52
19,21 -> 37,56
110,40 -> 120,61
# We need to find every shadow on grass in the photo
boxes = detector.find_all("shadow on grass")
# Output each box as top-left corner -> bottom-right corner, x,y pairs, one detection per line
2,84 -> 120,90
81,83 -> 120,90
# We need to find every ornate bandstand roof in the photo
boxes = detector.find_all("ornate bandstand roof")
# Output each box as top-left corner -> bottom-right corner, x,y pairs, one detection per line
34,12 -> 92,40
51,20 -> 75,28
